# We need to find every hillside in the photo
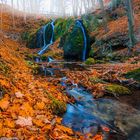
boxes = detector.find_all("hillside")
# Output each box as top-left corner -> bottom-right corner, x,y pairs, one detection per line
0,1 -> 140,140
0,5 -> 78,140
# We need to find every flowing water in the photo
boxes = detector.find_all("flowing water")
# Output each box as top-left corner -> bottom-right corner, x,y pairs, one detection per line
38,21 -> 55,55
76,20 -> 87,61
61,78 -> 140,140
35,57 -> 140,139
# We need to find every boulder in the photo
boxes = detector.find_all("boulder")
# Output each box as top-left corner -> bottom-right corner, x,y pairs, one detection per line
60,21 -> 90,60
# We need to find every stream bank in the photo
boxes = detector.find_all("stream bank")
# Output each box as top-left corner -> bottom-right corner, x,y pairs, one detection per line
32,58 -> 140,140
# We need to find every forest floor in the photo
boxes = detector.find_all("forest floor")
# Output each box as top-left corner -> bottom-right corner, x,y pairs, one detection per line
0,2 -> 140,140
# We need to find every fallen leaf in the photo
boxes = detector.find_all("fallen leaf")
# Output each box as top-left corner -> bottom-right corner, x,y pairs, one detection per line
0,99 -> 10,110
35,102 -> 45,110
93,134 -> 103,140
15,116 -> 32,127
33,119 -> 44,127
4,118 -> 15,128
15,91 -> 24,98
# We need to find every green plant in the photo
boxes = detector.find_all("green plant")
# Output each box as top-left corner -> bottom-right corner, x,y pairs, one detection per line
125,68 -> 140,82
48,94 -> 66,116
26,61 -> 39,74
41,55 -> 47,61
85,58 -> 96,65
89,77 -> 106,84
0,60 -> 9,75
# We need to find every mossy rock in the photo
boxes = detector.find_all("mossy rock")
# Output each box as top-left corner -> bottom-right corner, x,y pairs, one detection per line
50,99 -> 66,116
125,68 -> 140,82
23,21 -> 53,49
85,58 -> 96,65
21,28 -> 40,49
105,84 -> 132,96
48,93 -> 66,116
81,14 -> 101,33
54,18 -> 75,40
61,20 -> 90,60
0,60 -> 9,75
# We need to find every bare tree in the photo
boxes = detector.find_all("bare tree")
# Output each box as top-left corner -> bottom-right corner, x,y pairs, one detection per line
125,0 -> 136,47
98,0 -> 108,32
0,0 -> 7,32
11,0 -> 15,28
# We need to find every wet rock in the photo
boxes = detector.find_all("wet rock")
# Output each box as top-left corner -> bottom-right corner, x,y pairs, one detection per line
91,33 -> 129,58
54,18 -> 74,40
60,20 -> 90,60
26,22 -> 54,49
125,68 -> 140,83
48,94 -> 66,116
35,27 -> 44,48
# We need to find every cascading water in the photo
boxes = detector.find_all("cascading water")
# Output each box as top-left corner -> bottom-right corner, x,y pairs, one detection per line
76,20 -> 87,61
38,20 -> 55,55
48,56 -> 54,62
61,78 -> 140,139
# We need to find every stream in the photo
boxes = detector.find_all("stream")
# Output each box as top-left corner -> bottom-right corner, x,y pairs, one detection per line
60,76 -> 140,140
35,58 -> 140,140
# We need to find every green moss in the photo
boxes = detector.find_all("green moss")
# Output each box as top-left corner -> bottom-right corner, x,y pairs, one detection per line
125,68 -> 140,82
54,18 -> 75,40
85,58 -> 95,65
40,55 -> 47,61
21,20 -> 50,49
89,77 -> 106,84
105,84 -> 131,96
82,14 -> 100,33
21,29 -> 39,48
48,94 -> 66,116
89,48 -> 94,57
63,28 -> 84,59
0,60 -> 9,75
95,60 -> 105,64
26,61 -> 39,74
62,21 -> 91,60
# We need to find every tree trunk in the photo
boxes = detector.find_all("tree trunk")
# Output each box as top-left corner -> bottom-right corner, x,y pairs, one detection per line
125,0 -> 136,47
99,0 -> 109,32
0,0 -> 3,33
11,0 -> 15,28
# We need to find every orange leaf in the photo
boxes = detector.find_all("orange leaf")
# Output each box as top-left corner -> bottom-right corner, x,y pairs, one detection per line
0,99 -> 9,110
33,119 -> 45,127
4,119 -> 15,128
35,102 -> 45,110
93,134 -> 103,140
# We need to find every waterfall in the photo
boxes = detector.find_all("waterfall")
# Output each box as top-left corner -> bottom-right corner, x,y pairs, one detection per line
48,56 -> 54,62
38,20 -> 55,55
76,20 -> 87,61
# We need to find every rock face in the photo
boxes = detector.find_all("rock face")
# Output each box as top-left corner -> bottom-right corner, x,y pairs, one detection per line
90,32 -> 129,59
54,18 -> 74,40
28,22 -> 54,49
36,23 -> 54,48
36,27 -> 44,48
125,68 -> 140,83
60,21 -> 90,60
